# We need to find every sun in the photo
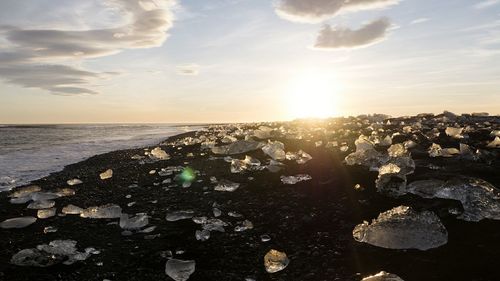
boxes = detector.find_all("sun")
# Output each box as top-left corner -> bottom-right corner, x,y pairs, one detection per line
286,70 -> 342,119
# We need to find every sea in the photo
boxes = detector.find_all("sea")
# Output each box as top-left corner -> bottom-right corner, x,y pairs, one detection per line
0,124 -> 200,192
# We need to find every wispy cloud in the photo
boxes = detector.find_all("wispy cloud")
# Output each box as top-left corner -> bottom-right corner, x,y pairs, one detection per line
314,18 -> 392,49
410,18 -> 430,25
474,0 -> 500,9
177,64 -> 200,76
275,0 -> 400,23
0,0 -> 176,95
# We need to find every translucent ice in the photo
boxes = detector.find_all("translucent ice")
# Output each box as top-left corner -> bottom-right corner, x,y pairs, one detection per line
345,136 -> 386,169
445,127 -> 464,139
353,206 -> 448,250
0,217 -> 37,229
211,140 -> 263,155
195,230 -> 210,241
62,204 -> 83,215
10,185 -> 41,198
150,147 -> 170,160
80,204 -> 122,219
100,169 -> 113,180
166,210 -> 194,222
234,220 -> 254,232
262,140 -> 286,160
253,126 -> 273,139
285,150 -> 312,164
67,179 -> 83,186
201,218 -> 228,232
408,178 -> 500,221
280,174 -> 312,185
487,136 -> 500,148
214,180 -> 240,192
11,240 -> 97,267
362,271 -> 405,281
264,249 -> 289,273
230,156 -> 262,173
428,143 -> 459,158
38,208 -> 56,219
165,259 -> 196,281
120,213 -> 149,230
27,200 -> 55,210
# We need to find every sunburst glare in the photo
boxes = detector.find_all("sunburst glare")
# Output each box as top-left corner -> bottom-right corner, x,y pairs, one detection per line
286,70 -> 342,119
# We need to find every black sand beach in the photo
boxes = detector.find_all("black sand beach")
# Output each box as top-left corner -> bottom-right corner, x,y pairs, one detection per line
1,113 -> 500,281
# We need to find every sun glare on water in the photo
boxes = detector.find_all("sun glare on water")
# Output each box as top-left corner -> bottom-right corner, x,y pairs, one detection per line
286,70 -> 342,119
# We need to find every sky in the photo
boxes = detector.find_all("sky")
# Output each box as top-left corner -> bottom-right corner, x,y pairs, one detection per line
0,0 -> 499,124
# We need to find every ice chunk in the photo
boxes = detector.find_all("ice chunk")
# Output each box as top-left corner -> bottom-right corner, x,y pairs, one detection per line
11,240 -> 97,267
408,178 -> 500,221
211,140 -> 264,155
285,150 -> 312,164
362,271 -> 405,281
378,135 -> 393,147
280,174 -> 312,185
230,156 -> 262,173
150,147 -> 170,160
375,163 -> 408,197
445,127 -> 464,138
262,141 -> 286,160
353,206 -> 448,250
192,216 -> 208,224
253,126 -> 273,139
80,204 -> 122,219
487,136 -> 500,148
195,230 -> 210,241
62,204 -> 83,215
214,180 -> 240,192
67,179 -> 83,186
213,208 -> 222,217
428,143 -> 459,158
459,143 -> 478,160
0,217 -> 37,229
266,160 -> 284,173
54,188 -> 75,197
44,226 -> 58,233
10,185 -> 41,198
264,249 -> 289,273
234,220 -> 253,232
38,208 -> 56,219
27,200 -> 55,210
201,218 -> 228,232
120,213 -> 149,230
100,169 -> 113,180
387,144 -> 406,158
260,234 -> 271,242
378,163 -> 401,175
165,259 -> 196,281
345,136 -> 386,169
10,248 -> 57,267
166,210 -> 194,222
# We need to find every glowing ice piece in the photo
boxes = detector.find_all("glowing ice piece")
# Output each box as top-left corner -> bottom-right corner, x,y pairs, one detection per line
353,206 -> 448,250
165,259 -> 195,281
264,249 -> 289,273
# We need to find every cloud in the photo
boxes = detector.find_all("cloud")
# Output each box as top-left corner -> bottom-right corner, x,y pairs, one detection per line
314,18 -> 391,49
275,0 -> 400,23
410,18 -> 430,25
176,64 -> 200,76
0,0 -> 176,95
474,0 -> 500,9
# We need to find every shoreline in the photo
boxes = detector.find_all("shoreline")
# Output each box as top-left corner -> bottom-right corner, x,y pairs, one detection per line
0,115 -> 499,281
